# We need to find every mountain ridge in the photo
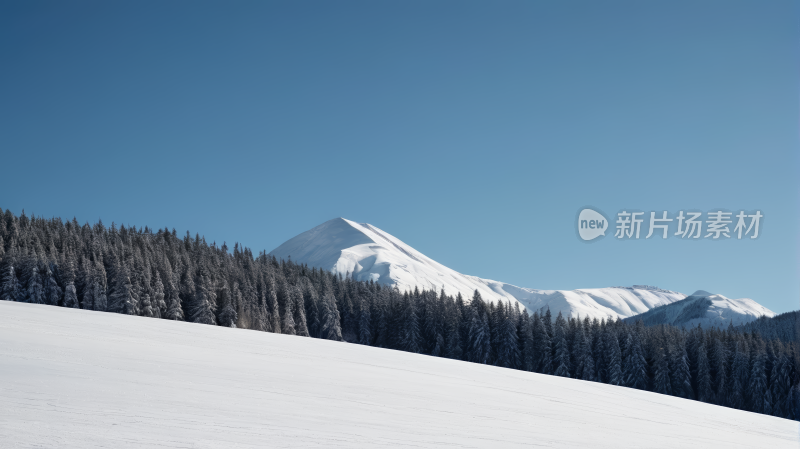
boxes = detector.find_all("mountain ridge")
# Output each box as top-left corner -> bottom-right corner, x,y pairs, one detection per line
269,218 -> 774,324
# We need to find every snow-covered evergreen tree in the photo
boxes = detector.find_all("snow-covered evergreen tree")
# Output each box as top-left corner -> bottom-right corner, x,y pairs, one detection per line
25,264 -> 45,304
1,262 -> 20,302
63,283 -> 79,308
694,339 -> 713,402
552,312 -> 570,377
603,328 -> 621,386
622,329 -> 647,390
190,274 -> 216,325
152,271 -> 166,318
217,281 -> 237,328
517,309 -> 534,372
44,265 -> 61,306
531,313 -> 552,374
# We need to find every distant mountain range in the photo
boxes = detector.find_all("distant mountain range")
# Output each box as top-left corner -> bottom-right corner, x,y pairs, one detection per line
269,218 -> 775,324
624,290 -> 778,328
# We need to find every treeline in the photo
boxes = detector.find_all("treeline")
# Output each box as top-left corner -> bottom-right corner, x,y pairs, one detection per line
0,209 -> 798,420
739,311 -> 798,344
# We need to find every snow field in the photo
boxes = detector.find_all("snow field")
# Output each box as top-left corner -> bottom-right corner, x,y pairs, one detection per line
0,301 -> 796,448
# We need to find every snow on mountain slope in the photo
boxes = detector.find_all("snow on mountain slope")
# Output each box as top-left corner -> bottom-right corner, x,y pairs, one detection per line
268,218 -> 686,320
503,284 -> 687,321
0,301 -> 795,448
269,217 -> 524,304
624,290 -> 776,328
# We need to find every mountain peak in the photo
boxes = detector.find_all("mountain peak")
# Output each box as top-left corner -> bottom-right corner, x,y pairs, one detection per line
268,219 -> 693,319
269,219 -> 772,323
690,290 -> 714,297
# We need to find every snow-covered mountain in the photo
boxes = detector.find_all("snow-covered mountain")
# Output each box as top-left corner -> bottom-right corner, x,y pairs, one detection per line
623,290 -> 776,328
2,301 -> 795,448
268,218 -> 690,320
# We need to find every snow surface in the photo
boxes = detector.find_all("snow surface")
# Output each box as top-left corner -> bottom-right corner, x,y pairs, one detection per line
269,218 -> 688,320
0,301 -> 796,448
625,290 -> 776,328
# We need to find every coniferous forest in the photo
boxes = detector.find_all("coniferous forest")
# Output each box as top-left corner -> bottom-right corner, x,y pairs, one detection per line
1,210 -> 798,420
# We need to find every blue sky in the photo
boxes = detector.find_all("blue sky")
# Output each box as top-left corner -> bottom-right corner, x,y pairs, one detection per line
1,1 -> 798,313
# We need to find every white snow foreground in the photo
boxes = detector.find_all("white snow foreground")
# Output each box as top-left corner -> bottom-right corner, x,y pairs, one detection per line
269,218 -> 695,320
1,302 -> 795,448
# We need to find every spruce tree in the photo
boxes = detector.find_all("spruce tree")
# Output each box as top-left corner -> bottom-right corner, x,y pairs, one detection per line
531,313 -> 552,374
748,343 -> 769,414
190,275 -> 216,325
495,305 -> 520,369
319,286 -> 342,341
603,328 -> 621,386
399,292 -> 421,353
357,292 -> 371,345
710,338 -> 728,406
63,283 -> 79,308
579,331 -> 596,382
217,281 -> 238,328
1,263 -> 20,302
729,340 -> 749,410
517,309 -> 534,372
267,278 -> 281,334
25,264 -> 45,304
553,312 -> 570,377
622,329 -> 647,390
43,265 -> 61,306
654,343 -> 672,396
293,285 -> 309,337
152,271 -> 166,318
695,339 -> 713,403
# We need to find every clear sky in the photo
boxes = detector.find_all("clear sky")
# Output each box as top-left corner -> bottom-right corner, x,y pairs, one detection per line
1,1 -> 798,313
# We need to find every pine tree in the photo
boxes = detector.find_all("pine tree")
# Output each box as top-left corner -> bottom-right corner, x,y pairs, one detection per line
1,263 -> 20,302
622,329 -> 647,390
357,292 -> 371,345
495,305 -> 520,369
748,342 -> 769,414
25,264 -> 45,304
110,263 -> 138,315
695,339 -> 713,403
770,352 -> 792,418
517,309 -> 534,372
552,312 -> 570,377
531,313 -> 552,374
729,340 -> 749,410
579,330 -> 596,381
710,337 -> 728,406
293,285 -> 309,337
152,271 -> 166,318
43,265 -> 62,306
217,281 -> 237,328
164,281 -> 184,321
63,282 -> 79,308
302,279 -> 321,337
267,278 -> 281,334
654,343 -> 672,396
281,289 -> 296,335
464,305 -> 488,364
603,328 -> 621,386
190,274 -> 216,325
319,283 -> 342,341
674,340 -> 693,398
399,292 -> 421,353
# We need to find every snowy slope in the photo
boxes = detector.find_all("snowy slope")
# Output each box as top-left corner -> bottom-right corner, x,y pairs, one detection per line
268,218 -> 687,320
624,290 -> 776,328
0,302 -> 796,448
